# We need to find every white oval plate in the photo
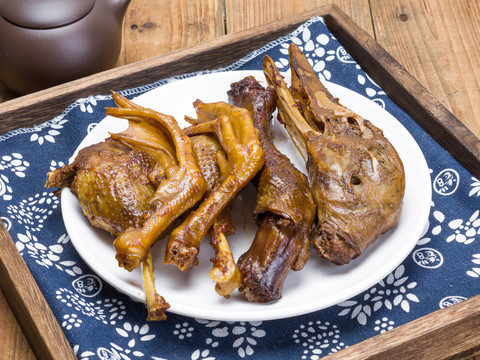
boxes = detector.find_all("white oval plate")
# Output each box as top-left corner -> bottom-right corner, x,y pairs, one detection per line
61,70 -> 431,321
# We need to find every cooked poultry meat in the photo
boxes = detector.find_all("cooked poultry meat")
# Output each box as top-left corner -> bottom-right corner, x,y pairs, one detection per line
208,211 -> 240,297
46,136 -> 170,320
48,91 -> 209,320
228,76 -> 316,302
191,134 -> 224,191
106,92 -> 206,272
263,43 -> 405,265
164,101 -> 264,271
142,252 -> 170,321
190,134 -> 242,297
45,141 -> 156,236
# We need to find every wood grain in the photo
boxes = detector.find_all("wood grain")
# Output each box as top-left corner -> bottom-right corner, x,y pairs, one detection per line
322,294 -> 480,360
370,0 -> 480,138
0,221 -> 76,360
225,0 -> 375,37
0,290 -> 35,360
117,0 -> 225,65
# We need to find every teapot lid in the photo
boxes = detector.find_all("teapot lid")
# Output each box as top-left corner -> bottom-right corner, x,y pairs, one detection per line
0,0 -> 95,29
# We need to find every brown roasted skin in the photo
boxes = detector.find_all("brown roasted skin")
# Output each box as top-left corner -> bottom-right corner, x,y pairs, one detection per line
164,101 -> 264,271
106,92 -> 206,272
45,141 -> 156,236
263,43 -> 405,265
228,76 -> 316,302
46,137 -> 171,321
190,134 -> 242,297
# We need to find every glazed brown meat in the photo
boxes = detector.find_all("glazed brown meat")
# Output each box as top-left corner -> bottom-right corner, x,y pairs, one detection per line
46,141 -> 156,236
228,76 -> 316,302
46,137 -> 171,321
106,92 -> 206,272
48,92 -> 210,320
190,133 -> 242,297
263,43 -> 405,265
164,101 -> 264,271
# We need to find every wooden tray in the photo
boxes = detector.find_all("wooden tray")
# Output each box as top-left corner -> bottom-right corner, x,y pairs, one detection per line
1,5 -> 480,360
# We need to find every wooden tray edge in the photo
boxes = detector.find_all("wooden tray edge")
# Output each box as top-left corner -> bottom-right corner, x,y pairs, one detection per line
323,293 -> 480,360
0,221 -> 76,360
0,4 -> 479,360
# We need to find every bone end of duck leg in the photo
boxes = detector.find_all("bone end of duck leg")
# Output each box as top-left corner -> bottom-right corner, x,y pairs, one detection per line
142,252 -> 170,321
209,222 -> 243,298
146,294 -> 170,321
164,236 -> 199,271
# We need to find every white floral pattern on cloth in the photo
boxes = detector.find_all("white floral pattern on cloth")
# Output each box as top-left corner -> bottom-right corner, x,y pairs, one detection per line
0,15 -> 479,359
195,320 -> 266,358
15,231 -> 83,276
173,321 -> 195,340
446,210 -> 480,245
373,317 -> 395,333
30,116 -> 69,145
0,173 -> 13,201
355,72 -> 387,108
0,153 -> 30,201
1,153 -> 29,177
467,254 -> 480,278
56,288 -> 127,325
48,160 -> 67,172
417,208 -> 444,246
337,265 -> 419,325
73,323 -> 157,360
190,349 -> 216,360
275,29 -> 336,82
7,191 -> 59,232
292,321 -> 346,359
28,95 -> 112,145
469,177 -> 480,197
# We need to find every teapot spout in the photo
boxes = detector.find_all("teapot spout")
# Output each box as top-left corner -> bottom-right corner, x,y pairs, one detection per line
108,0 -> 131,20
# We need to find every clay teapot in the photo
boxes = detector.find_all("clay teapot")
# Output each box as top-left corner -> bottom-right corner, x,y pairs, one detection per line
0,0 -> 131,94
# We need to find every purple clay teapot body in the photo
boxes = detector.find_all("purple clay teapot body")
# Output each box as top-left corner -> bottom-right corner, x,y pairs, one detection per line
0,0 -> 130,94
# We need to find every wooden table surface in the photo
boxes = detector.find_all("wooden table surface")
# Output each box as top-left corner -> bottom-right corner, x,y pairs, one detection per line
1,0 -> 479,359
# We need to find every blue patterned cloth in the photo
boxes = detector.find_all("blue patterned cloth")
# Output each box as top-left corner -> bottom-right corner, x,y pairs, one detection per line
1,17 -> 479,360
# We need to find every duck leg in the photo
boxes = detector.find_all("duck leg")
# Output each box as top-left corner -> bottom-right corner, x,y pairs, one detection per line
189,133 -> 242,297
106,92 -> 206,271
228,76 -> 315,302
164,101 -> 264,271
